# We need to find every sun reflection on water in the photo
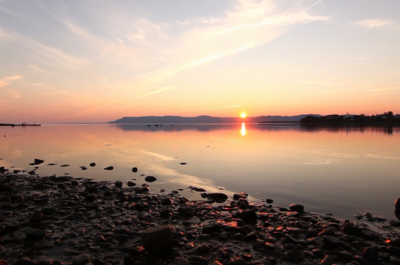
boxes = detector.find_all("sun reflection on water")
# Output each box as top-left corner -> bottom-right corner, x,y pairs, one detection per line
241,123 -> 246,136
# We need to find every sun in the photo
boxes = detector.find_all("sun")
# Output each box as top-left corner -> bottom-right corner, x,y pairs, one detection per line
240,112 -> 247,118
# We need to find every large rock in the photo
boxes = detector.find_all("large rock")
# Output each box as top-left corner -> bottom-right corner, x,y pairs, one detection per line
240,209 -> 258,224
144,176 -> 157,182
395,197 -> 400,219
362,247 -> 378,262
289,203 -> 304,212
141,225 -> 174,252
34,159 -> 44,165
205,193 -> 228,203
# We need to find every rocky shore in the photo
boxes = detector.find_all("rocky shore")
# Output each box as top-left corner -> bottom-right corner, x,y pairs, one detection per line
1,173 -> 400,265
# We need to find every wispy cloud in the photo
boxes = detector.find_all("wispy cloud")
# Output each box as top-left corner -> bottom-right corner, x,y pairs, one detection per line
30,65 -> 54,75
139,86 -> 174,98
298,81 -> 342,87
353,19 -> 394,29
211,105 -> 242,110
366,86 -> 400,92
0,75 -> 22,88
303,158 -> 341,165
0,27 -> 87,69
366,154 -> 400,161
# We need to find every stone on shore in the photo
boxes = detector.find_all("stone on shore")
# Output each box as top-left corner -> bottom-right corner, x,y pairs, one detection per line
132,167 -> 138,172
89,162 -> 96,167
141,225 -> 174,252
204,193 -> 228,203
289,203 -> 304,212
144,176 -> 157,182
34,159 -> 44,165
395,197 -> 400,219
104,166 -> 114,170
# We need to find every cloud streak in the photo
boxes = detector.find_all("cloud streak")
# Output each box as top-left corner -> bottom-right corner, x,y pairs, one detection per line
354,19 -> 394,29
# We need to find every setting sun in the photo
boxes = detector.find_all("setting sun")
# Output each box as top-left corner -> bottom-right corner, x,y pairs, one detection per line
240,112 -> 247,118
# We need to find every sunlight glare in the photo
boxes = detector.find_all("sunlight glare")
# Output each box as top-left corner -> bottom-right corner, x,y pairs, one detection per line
240,112 -> 247,118
241,122 -> 246,136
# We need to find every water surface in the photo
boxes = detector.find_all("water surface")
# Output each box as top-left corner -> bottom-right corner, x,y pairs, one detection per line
1,123 -> 399,220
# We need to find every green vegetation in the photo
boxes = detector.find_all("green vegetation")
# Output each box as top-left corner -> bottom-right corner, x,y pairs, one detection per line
301,111 -> 400,124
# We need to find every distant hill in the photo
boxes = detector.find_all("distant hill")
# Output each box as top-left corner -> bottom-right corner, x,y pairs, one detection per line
108,115 -> 319,124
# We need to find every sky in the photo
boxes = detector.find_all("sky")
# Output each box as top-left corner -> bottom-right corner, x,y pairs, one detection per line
0,0 -> 399,123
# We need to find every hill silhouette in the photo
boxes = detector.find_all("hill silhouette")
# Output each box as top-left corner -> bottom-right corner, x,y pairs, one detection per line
108,115 -> 318,124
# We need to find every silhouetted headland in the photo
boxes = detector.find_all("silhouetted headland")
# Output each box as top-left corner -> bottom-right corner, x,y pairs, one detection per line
0,123 -> 41,127
301,111 -> 400,125
108,114 -> 318,124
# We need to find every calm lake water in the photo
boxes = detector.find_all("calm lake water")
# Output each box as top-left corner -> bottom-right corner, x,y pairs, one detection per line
1,123 -> 400,220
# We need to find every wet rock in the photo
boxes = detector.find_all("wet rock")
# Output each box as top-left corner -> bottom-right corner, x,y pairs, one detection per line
318,226 -> 336,236
25,230 -> 46,240
390,220 -> 400,227
171,258 -> 189,265
144,176 -> 157,182
237,199 -> 249,209
80,166 -> 87,170
15,257 -> 37,265
232,258 -> 247,265
34,159 -> 44,165
178,207 -> 195,217
72,254 -> 91,265
180,162 -> 187,165
387,246 -> 400,254
266,198 -> 274,204
36,240 -> 54,250
240,209 -> 257,224
205,193 -> 228,203
323,236 -> 342,248
187,256 -> 208,265
395,198 -> 400,219
86,194 -> 97,202
30,212 -> 43,223
289,203 -> 304,212
320,255 -> 334,265
104,166 -> 114,170
141,225 -> 174,252
127,181 -> 136,187
90,162 -> 96,167
115,181 -> 122,187
132,167 -> 138,172
342,224 -> 365,238
233,192 -> 248,200
362,247 -> 378,262
161,198 -> 172,205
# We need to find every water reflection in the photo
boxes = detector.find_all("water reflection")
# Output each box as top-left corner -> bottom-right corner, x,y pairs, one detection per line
241,123 -> 246,136
114,123 -> 400,135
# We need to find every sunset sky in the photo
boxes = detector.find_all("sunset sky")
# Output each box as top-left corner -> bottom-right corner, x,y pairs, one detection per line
1,0 -> 399,123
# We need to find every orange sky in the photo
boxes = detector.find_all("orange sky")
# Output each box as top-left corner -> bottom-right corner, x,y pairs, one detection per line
0,0 -> 399,123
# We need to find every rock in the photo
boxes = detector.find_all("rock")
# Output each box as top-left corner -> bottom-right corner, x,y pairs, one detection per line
233,192 -> 248,200
395,198 -> 400,219
80,166 -> 87,170
72,255 -> 91,265
86,194 -> 97,202
237,199 -> 249,209
144,176 -> 157,182
141,225 -> 174,252
187,256 -> 208,265
127,181 -> 136,187
178,207 -> 195,217
94,235 -> 106,242
323,236 -> 342,248
115,181 -> 122,187
14,257 -> 37,265
240,209 -> 258,224
90,163 -> 96,167
362,247 -> 378,262
266,198 -> 274,204
171,258 -> 189,265
161,198 -> 172,205
209,262 -> 223,265
289,203 -> 304,212
341,224 -> 365,238
205,193 -> 228,203
387,246 -> 400,254
36,240 -> 54,250
232,258 -> 247,265
132,167 -> 138,172
34,159 -> 44,165
30,212 -> 43,223
320,255 -> 334,265
104,166 -> 114,170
